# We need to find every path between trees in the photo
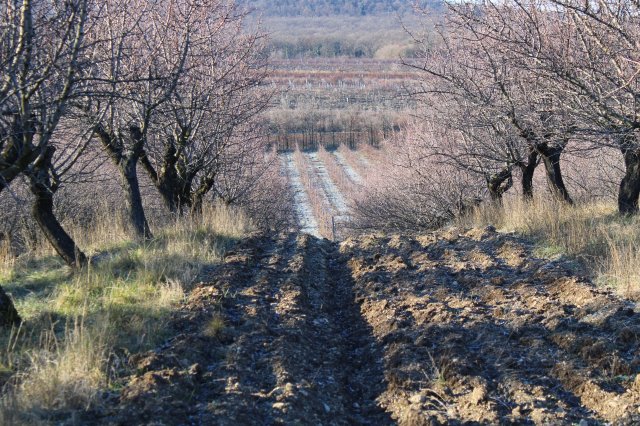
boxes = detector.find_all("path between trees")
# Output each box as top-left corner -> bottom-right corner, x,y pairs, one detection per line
97,229 -> 640,425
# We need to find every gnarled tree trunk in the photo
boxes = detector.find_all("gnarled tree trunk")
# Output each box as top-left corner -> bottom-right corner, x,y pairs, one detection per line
0,113 -> 38,195
119,154 -> 153,240
537,144 -> 573,204
96,125 -> 153,241
141,145 -> 183,214
140,143 -> 215,217
189,174 -> 217,216
487,166 -> 513,202
29,147 -> 87,268
520,149 -> 538,200
618,145 -> 640,215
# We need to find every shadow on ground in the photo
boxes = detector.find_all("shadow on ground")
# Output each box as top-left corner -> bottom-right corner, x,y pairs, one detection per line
102,233 -> 391,425
342,228 -> 640,424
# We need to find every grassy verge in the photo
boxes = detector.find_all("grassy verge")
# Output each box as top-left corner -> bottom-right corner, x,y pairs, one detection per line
458,197 -> 640,299
0,204 -> 251,424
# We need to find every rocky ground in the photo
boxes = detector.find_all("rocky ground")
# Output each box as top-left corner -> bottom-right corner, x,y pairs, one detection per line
96,228 -> 640,425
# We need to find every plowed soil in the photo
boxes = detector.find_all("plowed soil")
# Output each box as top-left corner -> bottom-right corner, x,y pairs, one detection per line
98,228 -> 640,425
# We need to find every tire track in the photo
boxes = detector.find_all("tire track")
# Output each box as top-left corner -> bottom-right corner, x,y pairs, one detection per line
107,233 -> 392,425
97,228 -> 640,425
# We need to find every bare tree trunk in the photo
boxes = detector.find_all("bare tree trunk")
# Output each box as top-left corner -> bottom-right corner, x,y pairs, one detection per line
31,183 -> 88,268
487,166 -> 513,202
537,144 -> 573,204
29,148 -> 87,268
140,148 -> 196,216
618,146 -> 640,215
190,198 -> 204,217
156,185 -> 176,213
157,175 -> 194,216
0,285 -> 20,328
190,175 -> 216,216
140,145 -> 181,214
520,150 -> 539,200
0,114 -> 38,196
119,155 -> 152,240
0,150 -> 38,195
96,125 -> 153,240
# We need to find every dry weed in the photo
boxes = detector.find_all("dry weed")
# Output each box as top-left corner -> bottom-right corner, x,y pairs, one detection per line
459,197 -> 640,298
0,202 -> 251,422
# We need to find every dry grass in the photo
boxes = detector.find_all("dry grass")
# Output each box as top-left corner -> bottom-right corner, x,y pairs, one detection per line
203,313 -> 226,338
357,143 -> 385,166
317,146 -> 357,200
0,321 -> 108,425
0,203 -> 251,423
337,144 -> 371,178
458,196 -> 640,299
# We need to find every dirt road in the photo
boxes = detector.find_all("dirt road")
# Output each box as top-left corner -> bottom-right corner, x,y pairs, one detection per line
101,228 -> 640,425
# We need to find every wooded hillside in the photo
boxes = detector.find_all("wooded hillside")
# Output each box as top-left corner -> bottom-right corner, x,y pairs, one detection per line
241,0 -> 441,16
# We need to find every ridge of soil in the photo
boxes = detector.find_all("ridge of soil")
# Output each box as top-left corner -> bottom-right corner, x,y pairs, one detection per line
96,228 -> 640,425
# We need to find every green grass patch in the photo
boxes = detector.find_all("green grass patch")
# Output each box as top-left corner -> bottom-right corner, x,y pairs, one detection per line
0,204 -> 252,423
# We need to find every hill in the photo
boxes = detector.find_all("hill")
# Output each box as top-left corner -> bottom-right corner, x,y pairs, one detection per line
241,0 -> 442,16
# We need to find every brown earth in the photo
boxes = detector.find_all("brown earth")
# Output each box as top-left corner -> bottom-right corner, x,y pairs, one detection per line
95,228 -> 640,425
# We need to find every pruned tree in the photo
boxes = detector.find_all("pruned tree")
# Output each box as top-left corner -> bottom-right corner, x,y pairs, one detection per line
139,1 -> 272,215
78,0 -> 192,240
544,0 -> 640,213
0,0 -> 280,324
0,0 -> 95,324
353,121 -> 485,231
1,0 -> 90,193
406,4 -> 576,204
0,0 -> 96,270
447,0 -> 640,214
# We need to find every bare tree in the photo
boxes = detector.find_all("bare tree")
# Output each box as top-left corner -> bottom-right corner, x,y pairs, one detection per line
353,121 -> 485,231
0,0 -> 94,324
138,1 -> 272,215
77,0 -> 192,240
1,0 -> 89,193
450,0 -> 640,214
0,0 -> 90,190
407,4 -> 576,204
546,0 -> 640,213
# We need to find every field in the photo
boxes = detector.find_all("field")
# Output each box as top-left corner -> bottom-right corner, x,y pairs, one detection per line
265,57 -> 419,151
56,230 -> 640,424
264,54 -> 420,238
259,13 -> 422,235
3,1 -> 640,424
254,15 -> 426,59
279,144 -> 377,239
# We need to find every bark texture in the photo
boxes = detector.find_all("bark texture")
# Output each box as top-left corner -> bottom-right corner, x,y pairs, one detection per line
618,146 -> 640,215
96,125 -> 153,240
29,147 -> 87,268
537,144 -> 573,204
520,150 -> 539,200
487,167 -> 513,201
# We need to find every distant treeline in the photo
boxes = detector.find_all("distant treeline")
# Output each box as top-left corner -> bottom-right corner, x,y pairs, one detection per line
269,33 -> 418,59
241,0 -> 442,16
259,15 -> 436,59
